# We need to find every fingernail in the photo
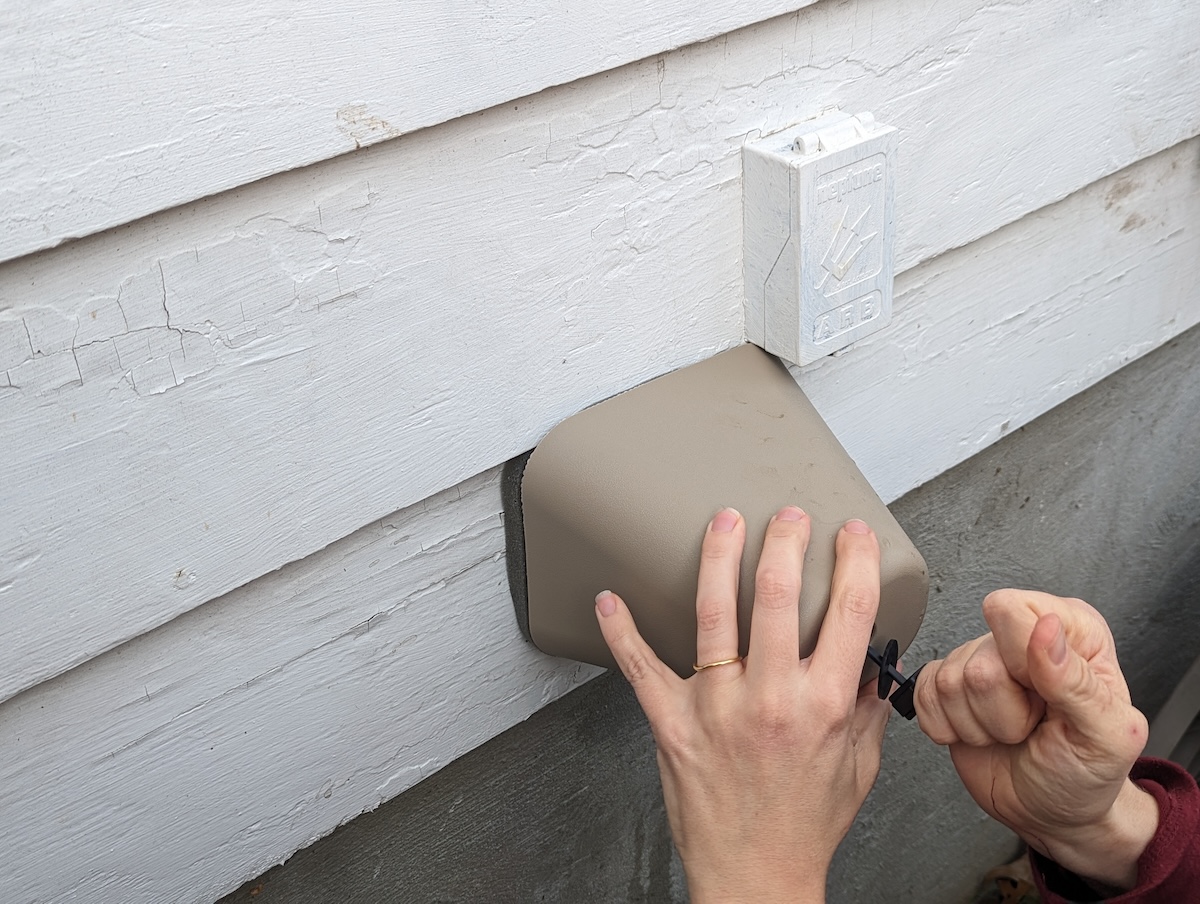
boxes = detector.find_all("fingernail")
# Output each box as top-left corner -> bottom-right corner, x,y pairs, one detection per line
1049,624 -> 1067,665
777,505 -> 805,522
596,591 -> 617,617
710,508 -> 740,533
845,519 -> 870,534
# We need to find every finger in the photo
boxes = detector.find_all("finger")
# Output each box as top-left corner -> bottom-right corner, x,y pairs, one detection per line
915,659 -> 960,745
915,640 -> 996,747
929,637 -> 995,746
1026,613 -> 1144,757
982,589 -> 1110,689
745,506 -> 810,682
595,590 -> 679,720
694,507 -> 746,671
961,634 -> 1045,744
808,520 -> 880,703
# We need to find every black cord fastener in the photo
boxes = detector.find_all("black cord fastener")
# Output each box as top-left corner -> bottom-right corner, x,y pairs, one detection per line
866,639 -> 925,720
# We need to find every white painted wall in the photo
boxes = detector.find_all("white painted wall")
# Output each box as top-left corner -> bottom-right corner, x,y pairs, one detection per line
4,0 -> 1198,706
0,0 -> 825,263
1,1 -> 1198,901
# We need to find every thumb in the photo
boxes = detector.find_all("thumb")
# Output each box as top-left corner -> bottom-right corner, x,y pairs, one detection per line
1025,613 -> 1107,735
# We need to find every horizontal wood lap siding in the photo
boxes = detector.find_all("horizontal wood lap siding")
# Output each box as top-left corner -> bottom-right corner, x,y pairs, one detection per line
0,146 -> 1198,902
0,470 -> 601,903
0,0 -> 822,264
802,141 -> 1200,497
1,0 -> 1199,703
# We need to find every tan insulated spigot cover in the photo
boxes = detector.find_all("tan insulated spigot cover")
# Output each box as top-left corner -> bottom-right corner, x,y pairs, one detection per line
521,343 -> 928,676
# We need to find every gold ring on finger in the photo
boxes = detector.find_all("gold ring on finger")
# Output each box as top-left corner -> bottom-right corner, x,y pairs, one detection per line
693,655 -> 743,672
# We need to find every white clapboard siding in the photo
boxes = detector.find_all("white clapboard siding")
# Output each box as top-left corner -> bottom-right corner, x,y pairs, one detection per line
1,145 -> 1197,904
802,141 -> 1200,500
0,469 -> 601,904
0,0 -> 824,264
2,0 -> 1199,704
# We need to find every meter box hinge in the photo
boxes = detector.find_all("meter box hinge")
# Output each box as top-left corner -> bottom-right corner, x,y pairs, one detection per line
743,111 -> 898,367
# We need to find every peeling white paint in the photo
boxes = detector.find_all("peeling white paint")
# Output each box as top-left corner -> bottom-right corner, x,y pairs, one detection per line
0,469 -> 598,904
0,181 -> 378,400
801,142 -> 1200,504
0,2 -> 1198,900
0,0 -> 828,264
0,138 -> 1197,904
2,1 -> 1199,704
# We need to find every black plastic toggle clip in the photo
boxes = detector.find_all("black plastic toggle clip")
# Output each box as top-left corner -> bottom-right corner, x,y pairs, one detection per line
866,639 -> 925,721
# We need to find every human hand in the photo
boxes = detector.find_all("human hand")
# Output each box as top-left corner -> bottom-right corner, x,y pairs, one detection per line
594,508 -> 891,904
915,589 -> 1157,891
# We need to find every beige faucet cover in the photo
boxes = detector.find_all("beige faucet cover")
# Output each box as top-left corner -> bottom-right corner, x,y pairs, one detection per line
516,343 -> 928,677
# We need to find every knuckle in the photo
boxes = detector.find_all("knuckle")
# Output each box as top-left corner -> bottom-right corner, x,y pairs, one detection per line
915,673 -> 961,746
653,720 -> 690,757
915,695 -> 955,746
750,698 -> 796,743
916,715 -> 955,744
958,727 -> 994,748
755,568 -> 798,609
619,645 -> 655,686
982,589 -> 1019,619
934,662 -> 965,699
916,669 -> 940,713
837,586 -> 878,622
1121,709 -> 1150,756
995,697 -> 1041,744
1131,708 -> 1150,741
962,655 -> 1005,697
810,692 -> 852,734
694,599 -> 728,634
921,720 -> 958,746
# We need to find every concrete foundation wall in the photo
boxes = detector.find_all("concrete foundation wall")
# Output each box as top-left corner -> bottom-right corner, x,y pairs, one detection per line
222,324 -> 1200,903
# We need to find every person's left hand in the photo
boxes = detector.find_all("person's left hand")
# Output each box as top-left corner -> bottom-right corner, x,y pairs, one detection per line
595,507 -> 891,904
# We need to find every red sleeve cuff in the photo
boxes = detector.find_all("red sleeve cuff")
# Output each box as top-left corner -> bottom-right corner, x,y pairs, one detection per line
1032,757 -> 1200,903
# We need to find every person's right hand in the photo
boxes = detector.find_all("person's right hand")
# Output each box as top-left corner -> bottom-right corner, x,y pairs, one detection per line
915,589 -> 1158,892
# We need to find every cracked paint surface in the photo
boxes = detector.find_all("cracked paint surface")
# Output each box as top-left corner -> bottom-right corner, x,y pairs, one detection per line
0,182 -> 375,398
0,0 -> 1198,711
0,3 -> 1196,903
1,0 -> 822,263
0,466 -> 598,903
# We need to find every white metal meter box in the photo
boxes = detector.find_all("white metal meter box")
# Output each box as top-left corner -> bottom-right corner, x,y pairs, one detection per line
743,111 -> 898,367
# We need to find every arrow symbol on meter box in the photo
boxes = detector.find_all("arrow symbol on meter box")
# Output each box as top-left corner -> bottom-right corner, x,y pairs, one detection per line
816,206 -> 877,292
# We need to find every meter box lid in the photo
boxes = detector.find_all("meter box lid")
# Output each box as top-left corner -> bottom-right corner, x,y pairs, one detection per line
743,111 -> 898,367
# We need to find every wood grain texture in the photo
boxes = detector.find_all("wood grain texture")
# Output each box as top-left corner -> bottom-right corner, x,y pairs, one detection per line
1,141 -> 1197,904
0,469 -> 599,904
801,140 -> 1200,503
1,0 -> 1198,703
0,0 -> 821,264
